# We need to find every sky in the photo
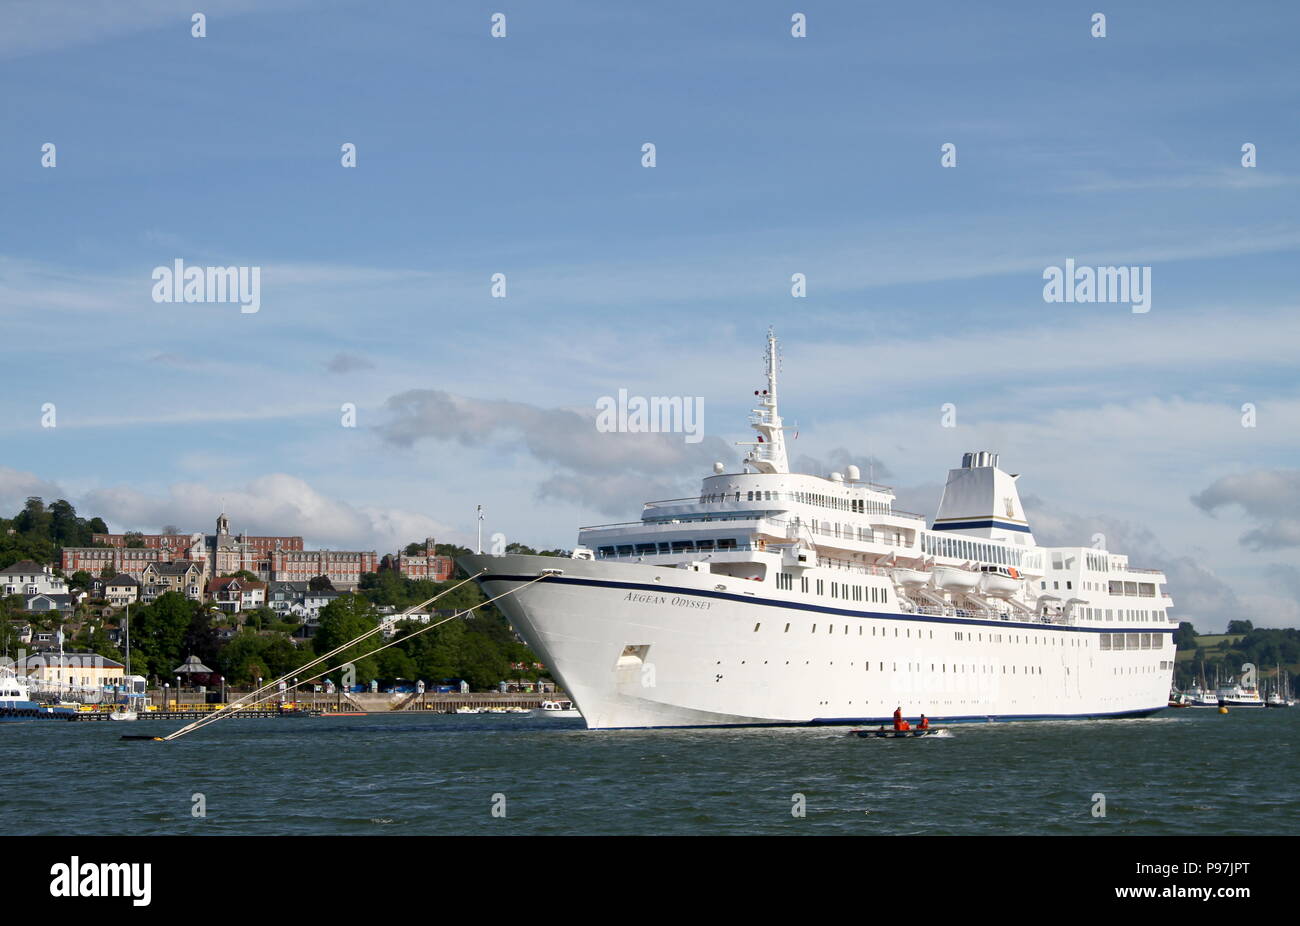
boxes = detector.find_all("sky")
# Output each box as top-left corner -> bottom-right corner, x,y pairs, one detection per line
1,1 -> 1297,631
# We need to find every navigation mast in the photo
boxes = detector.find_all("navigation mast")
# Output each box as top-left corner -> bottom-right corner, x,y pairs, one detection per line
737,328 -> 790,474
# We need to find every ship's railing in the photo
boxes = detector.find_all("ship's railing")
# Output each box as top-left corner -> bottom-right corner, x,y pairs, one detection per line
1123,567 -> 1164,575
904,600 -> 1075,626
788,520 -> 913,547
642,493 -> 925,521
582,514 -> 921,546
591,543 -> 767,561
580,514 -> 765,532
907,604 -> 1032,623
586,546 -> 892,578
815,559 -> 894,577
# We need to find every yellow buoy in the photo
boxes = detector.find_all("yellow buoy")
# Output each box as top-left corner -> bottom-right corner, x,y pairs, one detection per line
1218,706 -> 1229,714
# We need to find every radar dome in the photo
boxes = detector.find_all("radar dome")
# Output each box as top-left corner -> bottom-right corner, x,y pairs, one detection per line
846,465 -> 861,482
713,462 -> 725,474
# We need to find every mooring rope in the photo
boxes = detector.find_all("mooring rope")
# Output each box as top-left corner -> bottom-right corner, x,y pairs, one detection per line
162,571 -> 551,741
163,570 -> 485,740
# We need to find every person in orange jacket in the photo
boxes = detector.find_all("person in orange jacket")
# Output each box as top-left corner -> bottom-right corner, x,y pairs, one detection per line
918,714 -> 930,730
893,706 -> 903,730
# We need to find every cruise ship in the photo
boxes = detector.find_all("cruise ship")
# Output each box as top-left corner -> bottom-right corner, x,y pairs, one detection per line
462,331 -> 1177,729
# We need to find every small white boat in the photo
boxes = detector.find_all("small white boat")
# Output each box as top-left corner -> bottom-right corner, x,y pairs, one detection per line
890,567 -> 930,589
107,706 -> 138,722
505,706 -> 530,714
536,699 -> 582,718
932,565 -> 980,591
1266,665 -> 1293,707
455,706 -> 481,714
979,566 -> 1022,598
1217,682 -> 1265,708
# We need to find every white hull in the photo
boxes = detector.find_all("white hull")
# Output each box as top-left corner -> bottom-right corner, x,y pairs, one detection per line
465,554 -> 1172,730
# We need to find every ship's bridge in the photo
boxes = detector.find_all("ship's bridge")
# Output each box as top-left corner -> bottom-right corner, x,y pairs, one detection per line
577,466 -> 928,569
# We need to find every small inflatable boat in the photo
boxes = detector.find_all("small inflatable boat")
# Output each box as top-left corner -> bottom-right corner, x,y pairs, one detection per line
853,727 -> 949,739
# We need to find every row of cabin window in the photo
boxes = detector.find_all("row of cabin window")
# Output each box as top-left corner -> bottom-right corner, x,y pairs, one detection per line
921,533 -> 1024,567
808,520 -> 903,545
1067,604 -> 1166,623
774,572 -> 889,604
596,538 -> 741,557
1085,553 -> 1110,572
954,630 -> 1088,647
1098,632 -> 1162,650
699,490 -> 891,515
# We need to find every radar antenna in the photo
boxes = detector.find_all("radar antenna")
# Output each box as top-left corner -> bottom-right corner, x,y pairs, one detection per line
735,327 -> 790,474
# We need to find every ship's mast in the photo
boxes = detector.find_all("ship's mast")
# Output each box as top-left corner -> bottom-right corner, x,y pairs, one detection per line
736,328 -> 790,474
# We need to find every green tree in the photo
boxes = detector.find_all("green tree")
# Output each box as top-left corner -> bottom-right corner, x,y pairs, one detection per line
130,592 -> 197,679
314,594 -> 379,683
1174,621 -> 1198,651
14,497 -> 52,539
1226,620 -> 1254,635
377,646 -> 418,683
74,618 -> 121,662
182,605 -> 221,669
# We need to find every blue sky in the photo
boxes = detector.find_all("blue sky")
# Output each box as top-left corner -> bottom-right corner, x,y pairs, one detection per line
2,0 -> 1298,630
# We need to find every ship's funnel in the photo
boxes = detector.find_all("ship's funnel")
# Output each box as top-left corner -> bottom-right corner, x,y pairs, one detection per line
931,451 -> 1034,544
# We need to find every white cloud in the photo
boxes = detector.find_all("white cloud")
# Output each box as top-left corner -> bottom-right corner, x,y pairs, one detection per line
1193,470 -> 1300,550
0,0 -> 312,60
377,389 -> 735,515
0,466 -> 66,513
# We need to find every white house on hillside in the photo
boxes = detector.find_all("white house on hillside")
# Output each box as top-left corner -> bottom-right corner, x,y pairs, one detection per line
1,560 -> 68,598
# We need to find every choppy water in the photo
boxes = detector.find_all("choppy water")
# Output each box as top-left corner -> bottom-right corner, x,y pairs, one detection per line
3,707 -> 1297,835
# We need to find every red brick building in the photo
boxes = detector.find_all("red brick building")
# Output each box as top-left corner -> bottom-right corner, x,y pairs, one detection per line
396,539 -> 455,581
65,513 -> 377,590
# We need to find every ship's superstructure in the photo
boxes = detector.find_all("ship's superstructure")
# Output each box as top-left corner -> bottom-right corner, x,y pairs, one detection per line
464,331 -> 1176,729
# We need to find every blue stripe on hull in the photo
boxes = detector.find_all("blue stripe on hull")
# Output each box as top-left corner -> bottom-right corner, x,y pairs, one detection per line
592,707 -> 1168,731
810,706 -> 1168,725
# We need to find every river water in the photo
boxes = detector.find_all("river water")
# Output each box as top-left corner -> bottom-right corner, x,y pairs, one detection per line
4,707 -> 1296,835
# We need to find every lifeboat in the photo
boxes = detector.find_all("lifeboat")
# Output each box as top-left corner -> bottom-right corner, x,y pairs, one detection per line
932,566 -> 980,591
890,567 -> 931,589
979,568 -> 1022,598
